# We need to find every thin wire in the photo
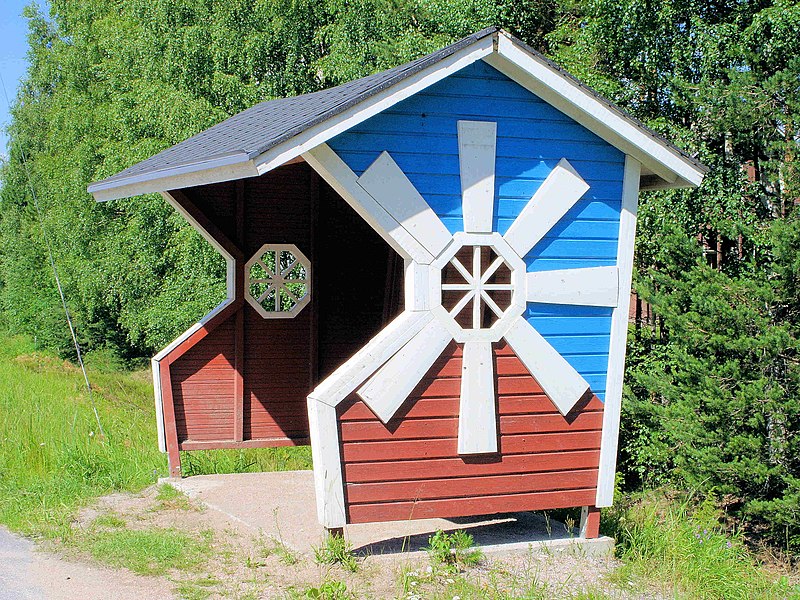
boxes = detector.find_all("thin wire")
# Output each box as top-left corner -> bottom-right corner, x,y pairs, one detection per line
0,71 -> 105,437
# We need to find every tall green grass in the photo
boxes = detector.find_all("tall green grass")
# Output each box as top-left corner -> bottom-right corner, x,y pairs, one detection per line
0,331 -> 310,539
606,492 -> 799,599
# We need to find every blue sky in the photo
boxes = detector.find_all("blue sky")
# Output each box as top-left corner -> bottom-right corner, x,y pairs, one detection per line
0,1 -> 41,160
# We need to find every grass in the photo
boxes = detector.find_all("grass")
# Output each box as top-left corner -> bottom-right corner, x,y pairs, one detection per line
314,532 -> 360,572
1,330 -> 799,598
424,529 -> 483,574
605,491 -> 800,599
0,330 -> 310,540
76,525 -> 213,576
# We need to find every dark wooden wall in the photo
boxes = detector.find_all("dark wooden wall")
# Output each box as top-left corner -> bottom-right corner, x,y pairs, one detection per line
162,162 -> 401,465
337,341 -> 604,524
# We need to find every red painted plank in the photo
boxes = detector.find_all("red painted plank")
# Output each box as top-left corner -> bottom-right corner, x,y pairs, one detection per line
414,375 -> 549,399
341,431 -> 602,462
180,437 -> 309,451
343,450 -> 601,483
346,469 -> 599,504
339,395 -> 604,421
347,488 -> 597,523
339,412 -> 601,442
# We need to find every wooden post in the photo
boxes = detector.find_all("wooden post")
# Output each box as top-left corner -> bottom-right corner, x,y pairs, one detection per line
233,180 -> 246,442
580,506 -> 601,539
160,361 -> 182,478
326,527 -> 344,539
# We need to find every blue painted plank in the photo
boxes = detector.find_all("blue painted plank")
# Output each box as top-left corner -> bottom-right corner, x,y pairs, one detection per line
526,257 -> 617,271
326,60 -> 627,399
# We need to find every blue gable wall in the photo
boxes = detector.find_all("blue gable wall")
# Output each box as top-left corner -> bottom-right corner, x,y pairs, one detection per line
328,60 -> 625,400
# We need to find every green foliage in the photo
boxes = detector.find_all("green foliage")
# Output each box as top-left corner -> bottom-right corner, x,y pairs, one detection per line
313,533 -> 359,572
297,579 -> 353,600
605,492 -> 800,599
3,0 -> 800,563
547,0 -> 800,553
0,0 -> 559,363
424,529 -> 483,574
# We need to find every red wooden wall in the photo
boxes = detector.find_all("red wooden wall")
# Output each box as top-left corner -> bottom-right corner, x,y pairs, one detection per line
160,162 -> 401,474
337,342 -> 603,524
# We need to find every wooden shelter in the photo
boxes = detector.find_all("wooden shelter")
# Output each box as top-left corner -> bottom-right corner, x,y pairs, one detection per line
89,28 -> 706,537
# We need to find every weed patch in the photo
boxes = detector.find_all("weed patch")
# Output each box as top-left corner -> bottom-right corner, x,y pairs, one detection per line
314,533 -> 359,572
425,529 -> 483,574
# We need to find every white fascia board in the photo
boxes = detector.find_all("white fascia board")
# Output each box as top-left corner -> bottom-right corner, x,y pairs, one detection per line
487,35 -> 704,188
90,153 -> 258,202
254,38 -> 495,176
596,156 -> 641,507
150,192 -> 236,453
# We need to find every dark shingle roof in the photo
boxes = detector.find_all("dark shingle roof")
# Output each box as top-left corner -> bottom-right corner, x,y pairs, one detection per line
90,27 -> 498,190
89,26 -> 706,196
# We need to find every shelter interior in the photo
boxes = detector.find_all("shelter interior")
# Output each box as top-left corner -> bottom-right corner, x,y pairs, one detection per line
164,160 -> 403,460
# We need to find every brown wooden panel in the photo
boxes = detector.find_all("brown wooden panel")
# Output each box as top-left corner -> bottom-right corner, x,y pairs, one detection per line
343,450 -> 601,482
347,488 -> 597,523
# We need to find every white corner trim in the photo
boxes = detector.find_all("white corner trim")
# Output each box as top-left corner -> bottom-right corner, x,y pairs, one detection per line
526,266 -> 619,307
307,398 -> 346,528
150,192 -> 236,453
357,318 -> 452,423
357,152 -> 453,257
302,145 -> 435,264
458,340 -> 498,454
504,316 -> 590,416
596,156 -> 641,507
503,158 -> 589,258
458,120 -> 497,233
486,36 -> 704,188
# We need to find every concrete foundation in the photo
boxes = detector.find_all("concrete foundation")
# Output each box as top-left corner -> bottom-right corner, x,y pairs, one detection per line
163,471 -> 614,560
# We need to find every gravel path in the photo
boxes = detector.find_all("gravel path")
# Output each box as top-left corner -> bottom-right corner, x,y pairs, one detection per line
0,526 -> 173,600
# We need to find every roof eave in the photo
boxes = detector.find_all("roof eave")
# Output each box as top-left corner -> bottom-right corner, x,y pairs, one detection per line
88,30 -> 497,202
88,151 -> 258,202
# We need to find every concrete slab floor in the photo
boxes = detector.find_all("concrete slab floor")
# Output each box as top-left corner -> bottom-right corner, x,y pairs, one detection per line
164,471 -> 614,560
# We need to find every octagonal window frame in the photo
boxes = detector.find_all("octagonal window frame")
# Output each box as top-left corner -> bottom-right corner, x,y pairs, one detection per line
245,243 -> 312,319
431,232 -> 527,343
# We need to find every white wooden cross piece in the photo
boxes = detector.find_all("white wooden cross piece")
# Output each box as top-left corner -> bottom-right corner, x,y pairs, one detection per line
307,120 -> 620,456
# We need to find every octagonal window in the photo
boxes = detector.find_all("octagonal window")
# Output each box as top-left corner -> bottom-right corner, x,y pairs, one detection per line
245,244 -> 311,319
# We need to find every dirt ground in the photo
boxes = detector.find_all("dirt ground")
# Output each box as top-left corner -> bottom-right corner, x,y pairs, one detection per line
4,485 -> 666,599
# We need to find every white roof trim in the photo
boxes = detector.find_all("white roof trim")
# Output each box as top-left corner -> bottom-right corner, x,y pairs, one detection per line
487,33 -> 704,188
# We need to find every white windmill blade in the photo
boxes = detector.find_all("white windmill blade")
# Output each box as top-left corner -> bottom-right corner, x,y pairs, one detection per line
458,120 -> 497,233
458,340 -> 498,454
357,319 -> 453,424
357,152 -> 453,258
526,266 -> 619,307
503,158 -> 590,257
504,316 -> 590,416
